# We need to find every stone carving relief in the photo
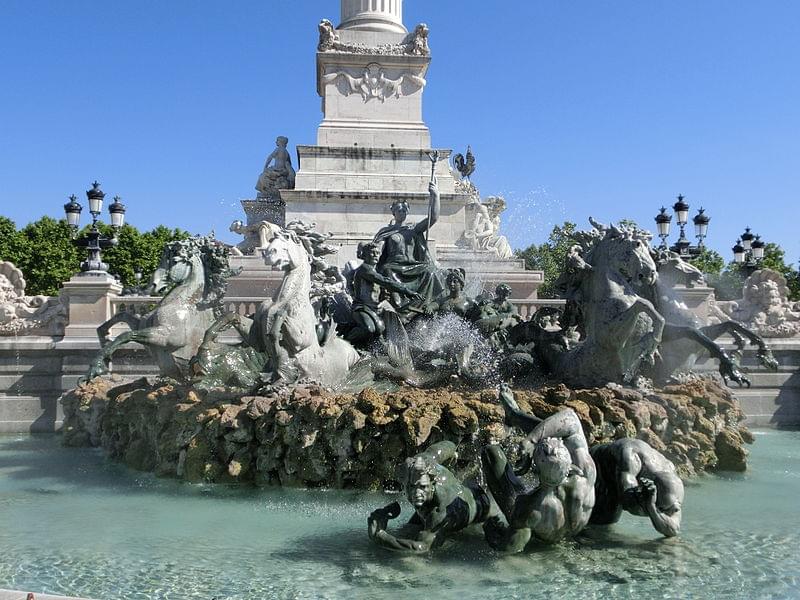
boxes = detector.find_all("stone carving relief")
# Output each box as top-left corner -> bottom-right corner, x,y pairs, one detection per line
318,20 -> 430,56
322,64 -> 426,102
710,268 -> 800,337
0,261 -> 66,336
462,196 -> 513,260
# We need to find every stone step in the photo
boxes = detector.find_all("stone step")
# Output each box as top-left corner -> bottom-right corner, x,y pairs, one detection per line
733,388 -> 800,428
0,395 -> 62,433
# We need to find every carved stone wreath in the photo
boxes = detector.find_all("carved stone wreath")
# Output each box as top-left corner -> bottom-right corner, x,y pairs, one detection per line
322,63 -> 426,102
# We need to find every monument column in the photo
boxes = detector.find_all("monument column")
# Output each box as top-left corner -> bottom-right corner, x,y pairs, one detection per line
340,0 -> 406,34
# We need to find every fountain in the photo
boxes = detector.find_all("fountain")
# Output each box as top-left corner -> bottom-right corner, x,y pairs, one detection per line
2,2 -> 799,598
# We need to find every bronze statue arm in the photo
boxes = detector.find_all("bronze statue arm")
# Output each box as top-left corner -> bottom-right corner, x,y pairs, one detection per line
367,502 -> 443,554
646,494 -> 681,537
483,516 -> 532,553
497,383 -> 542,434
526,409 -> 585,449
361,265 -> 421,299
417,441 -> 457,466
414,179 -> 441,234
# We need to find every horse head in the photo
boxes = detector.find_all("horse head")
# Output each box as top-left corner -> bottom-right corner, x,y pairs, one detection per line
655,250 -> 706,288
149,238 -> 215,299
261,225 -> 308,273
598,224 -> 658,289
150,242 -> 194,295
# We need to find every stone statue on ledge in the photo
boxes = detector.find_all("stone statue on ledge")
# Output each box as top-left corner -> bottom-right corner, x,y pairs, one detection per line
317,19 -> 431,57
0,261 -> 66,336
711,268 -> 800,338
464,195 -> 513,260
255,136 -> 296,198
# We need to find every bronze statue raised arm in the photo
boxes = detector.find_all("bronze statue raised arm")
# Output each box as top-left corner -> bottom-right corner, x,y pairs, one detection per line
372,177 -> 445,318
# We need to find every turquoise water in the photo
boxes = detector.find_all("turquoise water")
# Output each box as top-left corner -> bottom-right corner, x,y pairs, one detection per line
0,432 -> 798,600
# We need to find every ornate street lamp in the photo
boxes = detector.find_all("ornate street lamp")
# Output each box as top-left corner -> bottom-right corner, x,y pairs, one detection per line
733,228 -> 766,273
63,181 -> 127,274
673,194 -> 689,227
661,194 -> 708,260
751,235 -> 765,261
693,207 -> 710,247
63,195 -> 82,228
732,239 -> 745,264
654,207 -> 672,250
740,226 -> 754,252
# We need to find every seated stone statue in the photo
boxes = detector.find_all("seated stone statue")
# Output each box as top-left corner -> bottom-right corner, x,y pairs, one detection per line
482,384 -> 597,551
435,268 -> 475,318
589,438 -> 683,537
368,441 -> 496,553
465,196 -> 513,260
373,179 -> 445,320
346,242 -> 422,345
255,136 -> 296,197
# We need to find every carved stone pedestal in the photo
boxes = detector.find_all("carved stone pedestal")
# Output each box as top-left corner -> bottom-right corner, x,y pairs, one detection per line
58,272 -> 121,343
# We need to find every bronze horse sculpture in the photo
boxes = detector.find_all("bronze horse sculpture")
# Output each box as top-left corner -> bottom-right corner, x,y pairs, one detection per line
510,221 -> 777,387
195,222 -> 360,389
84,236 -> 235,382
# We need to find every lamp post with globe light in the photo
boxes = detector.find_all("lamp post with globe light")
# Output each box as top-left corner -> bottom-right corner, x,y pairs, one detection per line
653,195 -> 709,259
63,181 -> 127,275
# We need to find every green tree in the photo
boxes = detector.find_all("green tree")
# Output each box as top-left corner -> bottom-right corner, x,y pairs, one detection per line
691,248 -> 725,276
18,216 -> 81,295
0,215 -> 192,296
515,221 -> 579,298
0,216 -> 30,267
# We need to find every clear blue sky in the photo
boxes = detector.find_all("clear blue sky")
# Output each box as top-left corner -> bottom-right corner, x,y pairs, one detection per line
1,1 -> 798,264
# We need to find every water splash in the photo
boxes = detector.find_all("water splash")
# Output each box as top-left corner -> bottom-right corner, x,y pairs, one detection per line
492,188 -> 569,250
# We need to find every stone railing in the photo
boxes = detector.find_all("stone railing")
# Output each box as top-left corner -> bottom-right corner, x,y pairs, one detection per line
110,296 -> 158,318
111,295 -> 563,321
514,298 -> 566,320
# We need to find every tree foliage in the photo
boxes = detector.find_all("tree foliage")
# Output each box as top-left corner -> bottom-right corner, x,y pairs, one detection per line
0,217 -> 29,267
515,221 -> 579,298
707,243 -> 799,301
690,248 -> 725,276
0,215 -> 191,296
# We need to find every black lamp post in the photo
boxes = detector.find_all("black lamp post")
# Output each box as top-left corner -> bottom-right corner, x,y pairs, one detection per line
655,207 -> 672,250
733,227 -> 765,273
63,181 -> 127,274
654,194 -> 709,260
693,208 -> 710,247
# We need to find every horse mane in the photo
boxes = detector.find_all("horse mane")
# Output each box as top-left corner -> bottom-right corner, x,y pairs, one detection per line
168,236 -> 240,317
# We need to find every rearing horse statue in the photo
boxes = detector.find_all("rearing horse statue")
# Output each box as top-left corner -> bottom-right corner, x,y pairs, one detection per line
510,221 -> 778,388
518,222 -> 664,387
84,236 -> 234,381
202,222 -> 360,388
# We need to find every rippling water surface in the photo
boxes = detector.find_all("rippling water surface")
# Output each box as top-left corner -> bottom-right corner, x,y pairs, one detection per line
0,431 -> 798,599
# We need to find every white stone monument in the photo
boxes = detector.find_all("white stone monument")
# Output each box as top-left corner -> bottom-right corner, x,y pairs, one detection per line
233,0 -> 542,300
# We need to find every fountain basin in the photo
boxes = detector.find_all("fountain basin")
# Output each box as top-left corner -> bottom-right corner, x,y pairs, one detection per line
0,431 -> 798,599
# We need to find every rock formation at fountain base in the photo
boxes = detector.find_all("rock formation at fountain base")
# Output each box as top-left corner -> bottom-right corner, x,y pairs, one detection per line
61,376 -> 751,488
